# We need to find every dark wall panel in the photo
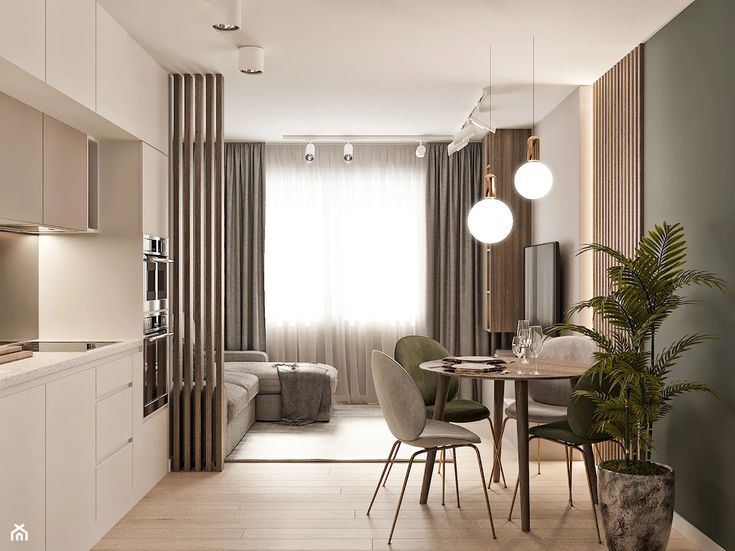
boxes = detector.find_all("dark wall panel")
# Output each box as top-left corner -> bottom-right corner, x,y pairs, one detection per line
644,0 -> 735,547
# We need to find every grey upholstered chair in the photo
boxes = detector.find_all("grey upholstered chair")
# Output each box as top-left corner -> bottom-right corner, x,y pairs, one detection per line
491,336 -> 597,496
367,350 -> 496,543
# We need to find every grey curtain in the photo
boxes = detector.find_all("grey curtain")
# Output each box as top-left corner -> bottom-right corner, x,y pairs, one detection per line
225,142 -> 266,351
426,142 -> 512,359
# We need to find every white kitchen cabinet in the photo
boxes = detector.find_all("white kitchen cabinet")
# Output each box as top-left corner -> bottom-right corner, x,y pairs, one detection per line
0,0 -> 45,80
46,0 -> 96,110
96,7 -> 169,154
0,91 -> 43,224
46,368 -> 96,551
96,442 -> 134,539
0,386 -> 45,551
43,114 -> 89,231
142,142 -> 169,238
97,386 -> 133,461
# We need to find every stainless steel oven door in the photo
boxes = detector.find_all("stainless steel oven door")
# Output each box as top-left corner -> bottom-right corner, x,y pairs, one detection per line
144,329 -> 171,417
143,255 -> 170,313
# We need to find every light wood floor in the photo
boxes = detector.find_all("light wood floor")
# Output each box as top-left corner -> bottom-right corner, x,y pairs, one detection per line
95,452 -> 698,550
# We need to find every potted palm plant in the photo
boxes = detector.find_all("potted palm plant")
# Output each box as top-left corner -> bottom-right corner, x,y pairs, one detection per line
559,222 -> 726,551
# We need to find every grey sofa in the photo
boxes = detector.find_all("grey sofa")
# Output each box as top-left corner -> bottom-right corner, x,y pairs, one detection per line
223,351 -> 339,455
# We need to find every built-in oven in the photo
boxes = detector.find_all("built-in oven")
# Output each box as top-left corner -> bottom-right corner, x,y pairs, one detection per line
144,235 -> 171,313
144,311 -> 171,418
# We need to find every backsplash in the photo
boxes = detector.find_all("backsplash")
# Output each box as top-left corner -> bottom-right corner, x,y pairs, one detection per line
0,232 -> 39,342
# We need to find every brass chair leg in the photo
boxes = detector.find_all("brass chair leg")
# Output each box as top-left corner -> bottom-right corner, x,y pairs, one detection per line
537,437 -> 541,475
578,445 -> 602,544
441,449 -> 446,506
452,447 -> 460,508
388,449 -> 423,544
565,446 -> 574,507
489,416 -> 509,489
468,444 -> 496,539
508,474 -> 520,520
367,440 -> 400,515
382,441 -> 401,487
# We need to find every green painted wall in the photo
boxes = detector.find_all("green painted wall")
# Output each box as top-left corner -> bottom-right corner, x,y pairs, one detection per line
644,0 -> 735,548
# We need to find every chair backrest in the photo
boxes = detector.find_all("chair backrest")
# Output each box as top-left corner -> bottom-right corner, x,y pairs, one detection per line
567,368 -> 616,442
528,336 -> 597,406
394,336 -> 459,405
371,350 -> 427,442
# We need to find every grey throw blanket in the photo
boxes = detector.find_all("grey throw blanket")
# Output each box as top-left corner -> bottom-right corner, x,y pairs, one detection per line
274,363 -> 332,426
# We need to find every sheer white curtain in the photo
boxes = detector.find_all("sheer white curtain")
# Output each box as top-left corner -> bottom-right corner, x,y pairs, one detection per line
265,144 -> 427,403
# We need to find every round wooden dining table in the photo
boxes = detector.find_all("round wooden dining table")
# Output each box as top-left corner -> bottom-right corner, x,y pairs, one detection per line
418,357 -> 592,533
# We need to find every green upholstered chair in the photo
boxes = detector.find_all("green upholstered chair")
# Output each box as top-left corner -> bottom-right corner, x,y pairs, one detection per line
382,336 -> 502,488
508,369 -> 618,544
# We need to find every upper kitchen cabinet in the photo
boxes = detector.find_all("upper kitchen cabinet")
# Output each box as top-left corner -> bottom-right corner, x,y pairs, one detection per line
43,115 -> 89,231
96,7 -> 168,155
0,92 -> 43,224
0,0 -> 45,80
142,143 -> 169,238
46,0 -> 96,110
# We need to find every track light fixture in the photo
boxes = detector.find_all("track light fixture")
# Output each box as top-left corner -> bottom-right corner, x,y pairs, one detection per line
415,141 -> 426,158
343,143 -> 354,163
304,142 -> 315,163
210,0 -> 242,31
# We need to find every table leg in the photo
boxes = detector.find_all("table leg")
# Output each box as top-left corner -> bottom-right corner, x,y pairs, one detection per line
419,374 -> 451,504
492,380 -> 505,483
515,380 -> 531,531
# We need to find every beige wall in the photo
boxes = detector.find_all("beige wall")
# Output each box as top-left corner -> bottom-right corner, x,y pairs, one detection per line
0,232 -> 39,341
533,86 -> 593,326
38,141 -> 142,340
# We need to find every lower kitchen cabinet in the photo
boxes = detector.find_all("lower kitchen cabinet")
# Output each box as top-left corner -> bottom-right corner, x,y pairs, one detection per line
46,368 -> 96,551
0,386 -> 45,551
96,442 -> 134,538
0,347 -> 168,550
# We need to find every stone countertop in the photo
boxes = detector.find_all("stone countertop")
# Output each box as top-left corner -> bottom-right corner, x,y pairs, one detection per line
0,339 -> 142,393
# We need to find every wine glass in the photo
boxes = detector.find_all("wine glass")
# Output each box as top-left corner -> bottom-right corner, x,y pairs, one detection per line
511,336 -> 526,374
516,319 -> 530,363
528,325 -> 545,375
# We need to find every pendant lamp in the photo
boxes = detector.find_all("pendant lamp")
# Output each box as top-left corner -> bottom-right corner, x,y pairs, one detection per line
468,170 -> 513,244
514,36 -> 553,200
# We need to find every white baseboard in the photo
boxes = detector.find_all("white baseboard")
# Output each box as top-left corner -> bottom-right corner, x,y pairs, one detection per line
673,512 -> 725,551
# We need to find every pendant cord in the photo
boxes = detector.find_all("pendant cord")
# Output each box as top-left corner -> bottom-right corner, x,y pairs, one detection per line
532,35 -> 535,133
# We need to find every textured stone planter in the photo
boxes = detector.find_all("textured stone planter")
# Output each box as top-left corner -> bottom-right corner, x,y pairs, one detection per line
598,462 -> 675,551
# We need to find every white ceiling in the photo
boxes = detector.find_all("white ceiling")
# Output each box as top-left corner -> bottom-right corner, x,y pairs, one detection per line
99,0 -> 693,142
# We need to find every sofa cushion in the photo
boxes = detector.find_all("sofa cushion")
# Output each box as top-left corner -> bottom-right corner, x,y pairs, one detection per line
225,362 -> 339,395
224,371 -> 259,421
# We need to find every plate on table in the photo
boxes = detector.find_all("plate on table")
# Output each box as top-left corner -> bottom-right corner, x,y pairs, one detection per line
442,356 -> 506,365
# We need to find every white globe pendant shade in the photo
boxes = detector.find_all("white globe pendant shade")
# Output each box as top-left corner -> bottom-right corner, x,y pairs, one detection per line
467,197 -> 513,244
514,160 -> 553,199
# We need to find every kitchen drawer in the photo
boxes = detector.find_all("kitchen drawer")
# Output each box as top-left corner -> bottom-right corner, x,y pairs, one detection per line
96,387 -> 132,461
96,441 -> 133,537
96,355 -> 133,397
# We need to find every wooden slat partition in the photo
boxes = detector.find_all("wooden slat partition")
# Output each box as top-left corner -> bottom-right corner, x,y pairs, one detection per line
482,130 -> 533,333
170,73 -> 226,472
592,46 -> 644,461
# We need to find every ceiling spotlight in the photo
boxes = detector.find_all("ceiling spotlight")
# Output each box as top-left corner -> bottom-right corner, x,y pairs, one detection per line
304,142 -> 315,163
468,117 -> 495,134
447,138 -> 469,156
415,141 -> 426,158
239,46 -> 264,74
210,0 -> 241,31
343,143 -> 354,163
455,124 -> 477,143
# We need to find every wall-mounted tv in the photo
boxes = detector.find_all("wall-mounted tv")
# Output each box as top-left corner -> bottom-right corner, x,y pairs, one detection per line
524,242 -> 561,332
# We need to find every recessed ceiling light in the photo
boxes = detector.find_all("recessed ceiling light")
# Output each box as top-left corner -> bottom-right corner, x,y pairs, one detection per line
211,0 -> 241,31
239,46 -> 264,74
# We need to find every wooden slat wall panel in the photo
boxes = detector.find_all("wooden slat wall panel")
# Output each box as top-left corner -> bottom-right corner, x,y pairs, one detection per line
592,46 -> 644,461
482,130 -> 533,333
171,73 -> 226,472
